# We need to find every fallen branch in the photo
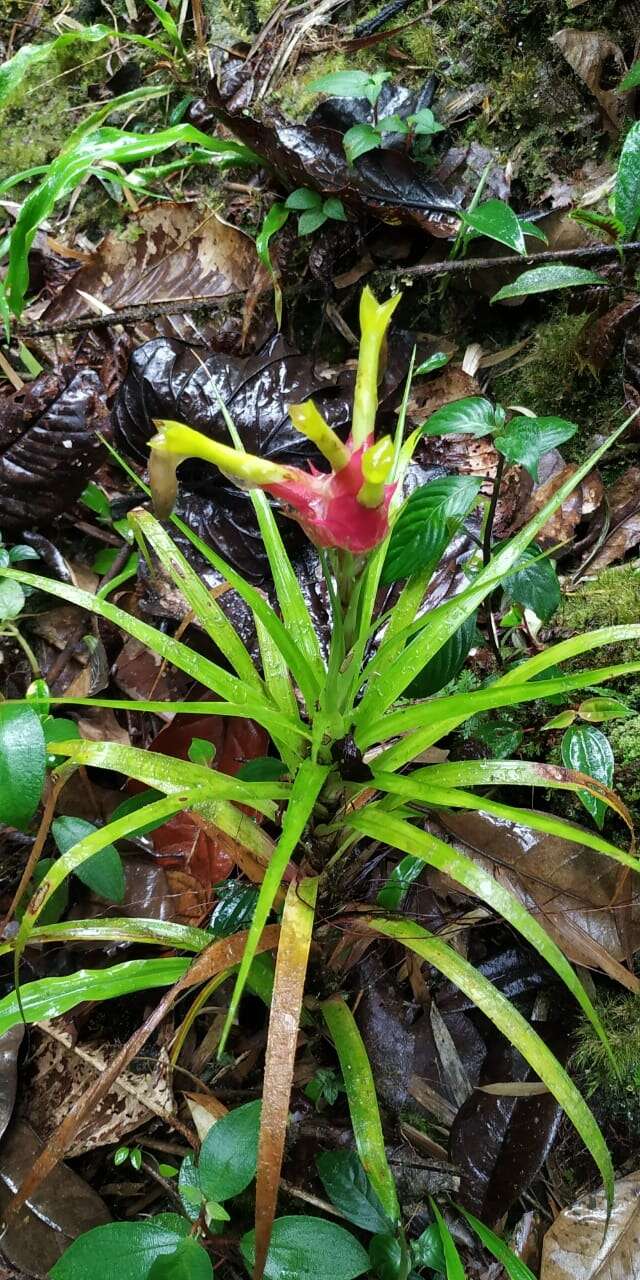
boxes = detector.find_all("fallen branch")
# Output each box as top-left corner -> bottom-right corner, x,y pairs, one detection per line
372,239 -> 640,286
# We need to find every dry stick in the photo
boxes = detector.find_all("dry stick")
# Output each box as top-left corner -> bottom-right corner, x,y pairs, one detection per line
4,924 -> 281,1224
371,239 -> 640,286
2,770 -> 71,931
12,239 -> 640,341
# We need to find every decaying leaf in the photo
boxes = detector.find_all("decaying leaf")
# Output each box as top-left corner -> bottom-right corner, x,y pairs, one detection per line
0,369 -> 108,528
541,1169 -> 640,1279
0,1119 -> 111,1279
551,29 -> 627,132
438,810 -> 640,990
42,204 -> 259,324
0,1026 -> 23,1144
20,1025 -> 176,1156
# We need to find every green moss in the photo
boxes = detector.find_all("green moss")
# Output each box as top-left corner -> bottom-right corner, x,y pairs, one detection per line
399,17 -> 439,70
609,715 -> 640,766
559,567 -> 640,634
573,992 -> 640,1126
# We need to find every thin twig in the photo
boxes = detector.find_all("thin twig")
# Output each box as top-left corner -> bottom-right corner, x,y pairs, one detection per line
372,239 -> 640,287
12,290 -> 247,340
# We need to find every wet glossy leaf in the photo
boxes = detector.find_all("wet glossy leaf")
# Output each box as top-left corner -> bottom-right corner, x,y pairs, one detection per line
52,816 -> 125,903
503,546 -> 560,622
411,1223 -> 446,1273
1,1119 -> 112,1279
0,958 -> 190,1036
577,696 -> 632,722
561,725 -> 614,829
148,1237 -> 213,1280
615,121 -> 640,238
408,612 -> 477,697
0,1026 -> 23,1144
50,1214 -> 190,1280
0,577 -> 24,619
462,199 -> 526,254
209,880 -> 259,938
0,369 -> 108,528
415,352 -> 450,376
491,265 -> 605,303
368,1233 -> 406,1280
540,1170 -> 640,1279
494,416 -> 578,481
421,396 -> 503,438
316,1151 -> 391,1234
241,1216 -> 369,1280
197,1099 -> 261,1202
382,476 -> 482,583
344,123 -> 382,164
449,1030 -> 564,1225
0,703 -> 45,830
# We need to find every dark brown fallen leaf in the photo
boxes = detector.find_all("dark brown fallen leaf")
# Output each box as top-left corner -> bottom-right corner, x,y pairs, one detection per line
0,369 -> 108,528
438,810 -> 640,990
550,29 -> 627,132
583,465 -> 640,572
42,203 -> 258,324
513,452 -> 604,555
576,296 -> 640,374
0,1119 -> 111,1279
449,1026 -> 566,1226
192,60 -> 460,237
0,1027 -> 23,1145
541,1169 -> 640,1279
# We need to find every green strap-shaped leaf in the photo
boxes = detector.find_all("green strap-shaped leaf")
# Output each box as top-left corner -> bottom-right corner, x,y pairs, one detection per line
130,508 -> 265,697
322,997 -> 400,1225
52,738 -> 288,816
354,413 -> 639,728
218,761 -> 329,1054
366,659 -> 640,765
0,917 -> 212,956
347,806 -> 612,1061
458,1208 -> 536,1280
430,1201 -> 465,1280
369,771 -> 638,870
0,957 -> 190,1036
368,916 -> 613,1211
35,695 -> 309,743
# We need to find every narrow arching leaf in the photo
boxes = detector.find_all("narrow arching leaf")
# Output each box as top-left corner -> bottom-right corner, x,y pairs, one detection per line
219,761 -> 328,1055
355,416 -> 639,729
459,1208 -> 536,1280
130,508 -> 265,695
347,806 -> 611,1057
0,703 -> 45,830
491,265 -> 605,303
0,957 -> 190,1036
322,997 -> 400,1224
0,917 -> 212,955
430,1201 -> 465,1280
367,916 -> 613,1211
254,877 -> 318,1280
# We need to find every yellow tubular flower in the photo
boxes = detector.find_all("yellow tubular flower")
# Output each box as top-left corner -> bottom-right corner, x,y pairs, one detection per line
357,435 -> 394,508
287,402 -> 350,472
351,287 -> 401,448
149,421 -> 289,518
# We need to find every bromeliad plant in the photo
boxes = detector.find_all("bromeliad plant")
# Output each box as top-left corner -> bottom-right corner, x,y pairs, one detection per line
1,287 -> 640,1276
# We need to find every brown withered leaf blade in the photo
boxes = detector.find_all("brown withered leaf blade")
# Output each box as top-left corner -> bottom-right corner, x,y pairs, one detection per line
42,204 -> 258,323
0,1119 -> 111,1279
449,1026 -> 565,1226
254,877 -> 318,1280
551,29 -> 627,131
438,810 -> 640,990
541,1169 -> 640,1279
0,369 -> 108,528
